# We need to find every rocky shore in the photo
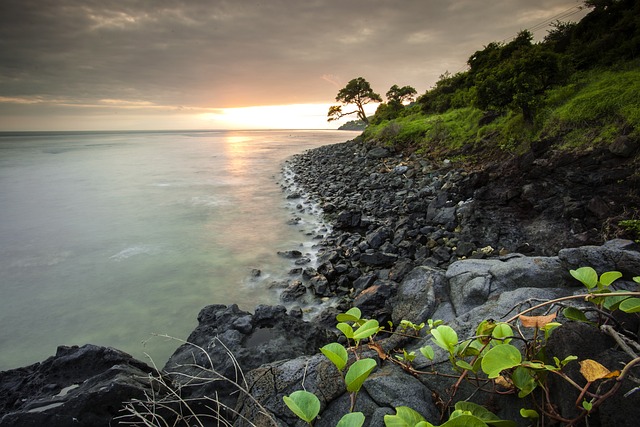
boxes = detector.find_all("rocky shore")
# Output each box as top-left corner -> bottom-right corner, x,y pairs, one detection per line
1,137 -> 639,426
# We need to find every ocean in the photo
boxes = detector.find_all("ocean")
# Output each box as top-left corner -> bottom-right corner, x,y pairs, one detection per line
0,129 -> 358,370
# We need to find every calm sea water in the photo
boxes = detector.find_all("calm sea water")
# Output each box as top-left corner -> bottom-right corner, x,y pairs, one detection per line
0,129 -> 357,370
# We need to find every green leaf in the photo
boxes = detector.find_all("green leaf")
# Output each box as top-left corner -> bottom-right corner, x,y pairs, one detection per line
570,267 -> 598,289
337,412 -> 366,427
450,403 -> 517,426
619,297 -> 640,313
337,307 -> 362,323
431,325 -> 458,353
320,342 -> 348,371
560,355 -> 578,367
420,345 -> 434,360
519,408 -> 539,419
481,344 -> 522,378
633,276 -> 640,284
512,366 -> 537,398
353,319 -> 380,340
491,323 -> 513,345
602,292 -> 631,310
600,271 -> 622,287
456,360 -> 476,371
563,306 -> 588,322
283,390 -> 320,423
337,322 -> 354,339
383,406 -> 429,427
440,414 -> 489,427
345,358 -> 377,393
582,400 -> 593,411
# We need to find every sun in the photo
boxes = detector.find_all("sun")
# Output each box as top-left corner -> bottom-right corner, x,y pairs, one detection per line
198,104 -> 340,129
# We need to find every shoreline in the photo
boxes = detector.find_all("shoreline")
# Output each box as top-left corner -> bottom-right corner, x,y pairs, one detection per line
2,136 -> 639,426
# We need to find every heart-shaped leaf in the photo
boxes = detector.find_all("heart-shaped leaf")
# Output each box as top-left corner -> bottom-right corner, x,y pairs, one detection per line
600,271 -> 622,287
336,412 -> 365,427
353,319 -> 380,340
383,406 -> 430,427
336,322 -> 354,339
431,325 -> 458,353
345,358 -> 377,392
481,344 -> 522,378
283,390 -> 320,423
619,297 -> 640,313
320,342 -> 348,371
420,345 -> 435,360
570,267 -> 598,289
336,307 -> 362,323
563,306 -> 588,322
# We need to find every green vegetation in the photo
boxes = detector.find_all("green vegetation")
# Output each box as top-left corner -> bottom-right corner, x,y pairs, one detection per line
351,0 -> 640,158
284,269 -> 640,427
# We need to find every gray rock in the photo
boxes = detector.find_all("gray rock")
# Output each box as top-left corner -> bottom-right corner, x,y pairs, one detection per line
391,266 -> 445,325
446,255 -> 565,314
558,239 -> 640,278
368,147 -> 389,159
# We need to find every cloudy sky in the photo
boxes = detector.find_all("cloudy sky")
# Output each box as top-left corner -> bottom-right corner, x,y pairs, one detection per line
0,0 -> 588,131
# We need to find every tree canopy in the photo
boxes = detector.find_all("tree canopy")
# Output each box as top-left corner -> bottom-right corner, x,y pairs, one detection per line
327,77 -> 382,125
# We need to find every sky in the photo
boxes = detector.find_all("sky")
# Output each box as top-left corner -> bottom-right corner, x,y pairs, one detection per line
0,0 -> 589,131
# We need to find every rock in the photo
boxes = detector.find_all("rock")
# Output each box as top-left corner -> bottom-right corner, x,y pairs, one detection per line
164,304 -> 335,414
354,280 -> 397,319
236,352 -> 437,427
609,135 -> 638,157
446,255 -> 566,314
335,210 -> 362,229
368,147 -> 389,159
359,251 -> 398,267
277,250 -> 303,259
558,239 -> 640,277
280,280 -> 307,302
546,322 -> 640,425
0,344 -> 157,427
391,266 -> 446,326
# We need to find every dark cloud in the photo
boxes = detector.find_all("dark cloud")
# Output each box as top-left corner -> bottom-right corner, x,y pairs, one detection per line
0,0 -> 587,122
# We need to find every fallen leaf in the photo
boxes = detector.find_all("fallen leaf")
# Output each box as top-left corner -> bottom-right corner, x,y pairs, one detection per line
579,359 -> 619,382
519,313 -> 557,328
494,375 -> 513,389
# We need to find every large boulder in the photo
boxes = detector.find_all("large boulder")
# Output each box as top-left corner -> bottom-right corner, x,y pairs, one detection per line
164,304 -> 335,413
0,344 -> 157,427
445,254 -> 566,314
236,352 -> 437,427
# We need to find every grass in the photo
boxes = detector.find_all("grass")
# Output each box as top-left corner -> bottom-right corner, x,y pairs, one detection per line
116,335 -> 277,427
541,67 -> 640,147
363,62 -> 640,157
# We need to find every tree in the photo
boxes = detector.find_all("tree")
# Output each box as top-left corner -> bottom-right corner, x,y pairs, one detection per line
385,84 -> 417,108
327,77 -> 382,125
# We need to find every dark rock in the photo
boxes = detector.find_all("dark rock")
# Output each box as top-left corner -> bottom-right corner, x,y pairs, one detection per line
546,322 -> 640,425
335,210 -> 362,229
354,280 -> 397,318
609,135 -> 638,157
359,251 -> 398,267
368,147 -> 389,159
164,304 -> 335,414
277,250 -> 303,259
0,345 -> 157,427
280,281 -> 307,302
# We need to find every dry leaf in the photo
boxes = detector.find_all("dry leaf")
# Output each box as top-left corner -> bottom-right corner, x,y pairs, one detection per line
579,359 -> 619,382
519,312 -> 557,328
494,375 -> 513,389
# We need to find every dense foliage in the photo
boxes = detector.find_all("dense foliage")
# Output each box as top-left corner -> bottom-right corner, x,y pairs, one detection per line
360,0 -> 640,155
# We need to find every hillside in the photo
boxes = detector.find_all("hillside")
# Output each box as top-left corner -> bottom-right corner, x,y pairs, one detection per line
358,0 -> 639,241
